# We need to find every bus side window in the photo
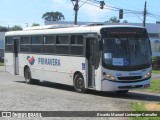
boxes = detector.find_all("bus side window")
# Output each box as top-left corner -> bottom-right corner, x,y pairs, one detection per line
55,35 -> 70,55
70,35 -> 84,56
20,36 -> 31,53
31,36 -> 42,53
71,35 -> 83,44
42,36 -> 55,54
5,37 -> 14,52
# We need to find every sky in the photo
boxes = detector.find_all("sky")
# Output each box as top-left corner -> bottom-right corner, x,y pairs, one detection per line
0,0 -> 160,28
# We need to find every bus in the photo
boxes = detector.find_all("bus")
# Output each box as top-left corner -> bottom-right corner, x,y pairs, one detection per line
4,25 -> 152,94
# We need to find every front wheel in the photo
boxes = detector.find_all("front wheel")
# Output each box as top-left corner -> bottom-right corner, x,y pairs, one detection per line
73,73 -> 86,93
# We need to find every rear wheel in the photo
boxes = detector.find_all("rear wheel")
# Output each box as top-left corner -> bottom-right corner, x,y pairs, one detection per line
73,73 -> 86,93
24,68 -> 32,84
24,68 -> 39,84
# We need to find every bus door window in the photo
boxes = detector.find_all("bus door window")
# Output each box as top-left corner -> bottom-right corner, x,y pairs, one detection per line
13,38 -> 20,75
86,38 -> 96,87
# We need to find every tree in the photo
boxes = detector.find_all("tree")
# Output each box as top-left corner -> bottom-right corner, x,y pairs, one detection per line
123,20 -> 128,23
107,17 -> 120,23
42,11 -> 65,21
32,23 -> 40,27
0,26 -> 8,31
10,25 -> 22,31
105,17 -> 128,23
152,56 -> 160,70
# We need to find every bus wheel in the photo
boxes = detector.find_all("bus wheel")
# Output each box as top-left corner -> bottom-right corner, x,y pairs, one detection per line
24,68 -> 33,84
74,73 -> 86,93
115,90 -> 129,94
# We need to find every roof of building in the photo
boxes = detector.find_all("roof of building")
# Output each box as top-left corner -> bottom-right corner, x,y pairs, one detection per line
44,21 -> 160,33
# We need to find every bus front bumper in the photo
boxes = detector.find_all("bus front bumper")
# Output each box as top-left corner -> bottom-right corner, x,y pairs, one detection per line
101,79 -> 151,91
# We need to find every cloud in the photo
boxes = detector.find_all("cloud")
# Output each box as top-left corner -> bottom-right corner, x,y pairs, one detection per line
49,0 -> 110,22
49,0 -> 72,11
79,3 -> 110,22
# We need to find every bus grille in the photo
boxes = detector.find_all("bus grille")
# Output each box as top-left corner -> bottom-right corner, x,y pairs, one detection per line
117,76 -> 142,81
118,85 -> 143,89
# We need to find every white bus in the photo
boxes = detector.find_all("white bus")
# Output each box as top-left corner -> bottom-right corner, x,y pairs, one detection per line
4,25 -> 152,94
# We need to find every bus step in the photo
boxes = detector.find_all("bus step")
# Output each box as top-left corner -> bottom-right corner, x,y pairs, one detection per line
88,86 -> 95,89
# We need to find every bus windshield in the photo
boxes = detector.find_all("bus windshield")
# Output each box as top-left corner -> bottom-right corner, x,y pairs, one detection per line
101,27 -> 152,70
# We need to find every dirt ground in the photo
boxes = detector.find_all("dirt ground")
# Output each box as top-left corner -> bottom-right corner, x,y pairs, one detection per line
145,103 -> 160,111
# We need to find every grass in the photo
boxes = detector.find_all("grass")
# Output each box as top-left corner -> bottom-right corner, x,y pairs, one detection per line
131,79 -> 160,120
0,62 -> 4,66
131,102 -> 160,120
152,70 -> 160,74
146,79 -> 160,93
131,102 -> 146,111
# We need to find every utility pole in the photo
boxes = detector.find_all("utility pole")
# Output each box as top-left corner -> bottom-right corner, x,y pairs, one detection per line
24,23 -> 29,27
74,0 -> 79,25
143,1 -> 147,27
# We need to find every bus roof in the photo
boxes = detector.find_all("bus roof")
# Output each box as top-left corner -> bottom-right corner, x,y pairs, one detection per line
5,25 -> 145,36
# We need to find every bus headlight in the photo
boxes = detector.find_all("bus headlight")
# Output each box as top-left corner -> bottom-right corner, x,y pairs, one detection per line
143,71 -> 152,79
104,74 -> 117,81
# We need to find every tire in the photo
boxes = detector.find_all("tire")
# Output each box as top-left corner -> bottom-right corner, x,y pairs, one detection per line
24,68 -> 33,84
115,90 -> 129,94
24,68 -> 39,84
73,73 -> 86,93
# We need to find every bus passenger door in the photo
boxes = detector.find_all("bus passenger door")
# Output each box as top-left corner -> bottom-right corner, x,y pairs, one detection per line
13,38 -> 19,75
86,38 -> 100,88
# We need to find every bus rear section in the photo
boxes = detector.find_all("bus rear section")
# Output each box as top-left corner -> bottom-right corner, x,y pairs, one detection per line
100,27 -> 152,93
5,36 -> 19,75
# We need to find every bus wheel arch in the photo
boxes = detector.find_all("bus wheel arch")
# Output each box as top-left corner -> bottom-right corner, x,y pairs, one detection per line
73,72 -> 86,93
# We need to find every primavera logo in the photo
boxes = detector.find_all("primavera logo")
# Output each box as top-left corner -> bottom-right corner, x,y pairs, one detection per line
27,56 -> 35,65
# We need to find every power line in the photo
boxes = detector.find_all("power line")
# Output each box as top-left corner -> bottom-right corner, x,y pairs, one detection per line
73,0 -> 160,23
80,0 -> 118,11
89,0 -> 143,14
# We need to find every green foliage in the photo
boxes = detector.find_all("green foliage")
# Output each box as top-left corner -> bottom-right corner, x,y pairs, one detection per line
0,26 -> 8,31
0,25 -> 22,31
0,62 -> 4,66
131,102 -> 159,120
32,23 -> 40,27
131,102 -> 146,111
123,20 -> 128,23
146,79 -> 160,93
42,11 -> 65,21
152,56 -> 160,70
105,16 -> 128,23
152,70 -> 160,74
106,16 -> 120,23
9,25 -> 22,31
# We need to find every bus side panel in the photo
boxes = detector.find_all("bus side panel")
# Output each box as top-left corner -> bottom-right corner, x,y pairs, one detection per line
94,66 -> 102,91
19,54 -> 86,86
18,54 -> 42,80
41,56 -> 86,86
5,53 -> 15,75
18,54 -> 26,77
